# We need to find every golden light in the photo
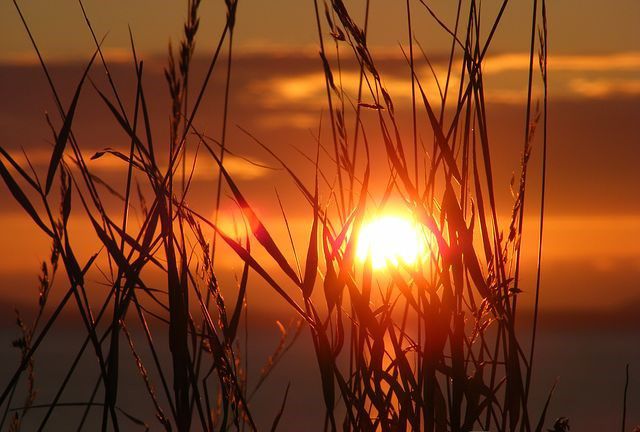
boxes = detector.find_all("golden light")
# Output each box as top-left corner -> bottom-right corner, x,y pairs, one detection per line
356,215 -> 427,269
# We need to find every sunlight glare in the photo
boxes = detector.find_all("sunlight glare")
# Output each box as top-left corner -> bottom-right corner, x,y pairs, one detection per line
356,215 -> 426,269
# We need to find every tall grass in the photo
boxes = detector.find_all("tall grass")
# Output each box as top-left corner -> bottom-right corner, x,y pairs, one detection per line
0,0 -> 555,430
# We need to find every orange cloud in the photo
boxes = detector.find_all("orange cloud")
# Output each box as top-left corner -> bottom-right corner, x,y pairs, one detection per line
483,52 -> 640,73
0,47 -> 133,66
1,149 -> 272,182
569,78 -> 640,98
251,69 -> 455,112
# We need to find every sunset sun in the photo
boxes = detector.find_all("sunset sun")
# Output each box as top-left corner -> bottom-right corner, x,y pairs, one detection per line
356,215 -> 427,269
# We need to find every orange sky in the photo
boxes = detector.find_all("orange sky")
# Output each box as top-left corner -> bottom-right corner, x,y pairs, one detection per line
1,0 -> 639,60
0,0 -> 639,315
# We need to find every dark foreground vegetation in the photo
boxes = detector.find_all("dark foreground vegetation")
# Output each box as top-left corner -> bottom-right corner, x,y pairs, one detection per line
4,0 -> 619,431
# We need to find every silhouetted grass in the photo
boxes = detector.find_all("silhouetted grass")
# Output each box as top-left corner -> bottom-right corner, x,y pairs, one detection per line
0,0 -> 566,431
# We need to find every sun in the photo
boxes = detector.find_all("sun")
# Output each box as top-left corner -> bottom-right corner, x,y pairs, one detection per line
356,215 -> 427,269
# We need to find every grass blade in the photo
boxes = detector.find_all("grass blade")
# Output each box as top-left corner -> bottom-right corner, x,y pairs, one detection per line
45,50 -> 98,195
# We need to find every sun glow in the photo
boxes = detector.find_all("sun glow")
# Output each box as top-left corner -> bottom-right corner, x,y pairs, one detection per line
356,215 -> 427,269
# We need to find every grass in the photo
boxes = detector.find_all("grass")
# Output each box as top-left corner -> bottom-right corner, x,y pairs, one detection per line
0,0 -> 569,430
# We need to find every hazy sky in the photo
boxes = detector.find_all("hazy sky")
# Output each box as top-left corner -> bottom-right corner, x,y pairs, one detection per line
1,0 -> 639,62
0,0 -> 639,313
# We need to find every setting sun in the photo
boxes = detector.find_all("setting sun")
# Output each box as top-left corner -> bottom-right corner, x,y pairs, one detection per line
356,215 -> 426,269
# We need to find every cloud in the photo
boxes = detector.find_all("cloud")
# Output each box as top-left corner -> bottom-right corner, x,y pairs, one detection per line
551,52 -> 640,71
255,72 -> 326,106
218,155 -> 273,180
569,78 -> 640,98
86,151 -> 273,181
0,47 -> 133,66
249,51 -> 640,113
257,112 -> 319,129
522,214 -> 640,264
251,69 -> 453,111
1,148 -> 272,182
483,52 -> 640,74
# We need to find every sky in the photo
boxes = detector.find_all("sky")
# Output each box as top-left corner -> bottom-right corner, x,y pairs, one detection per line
0,0 -> 639,315
1,0 -> 639,60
